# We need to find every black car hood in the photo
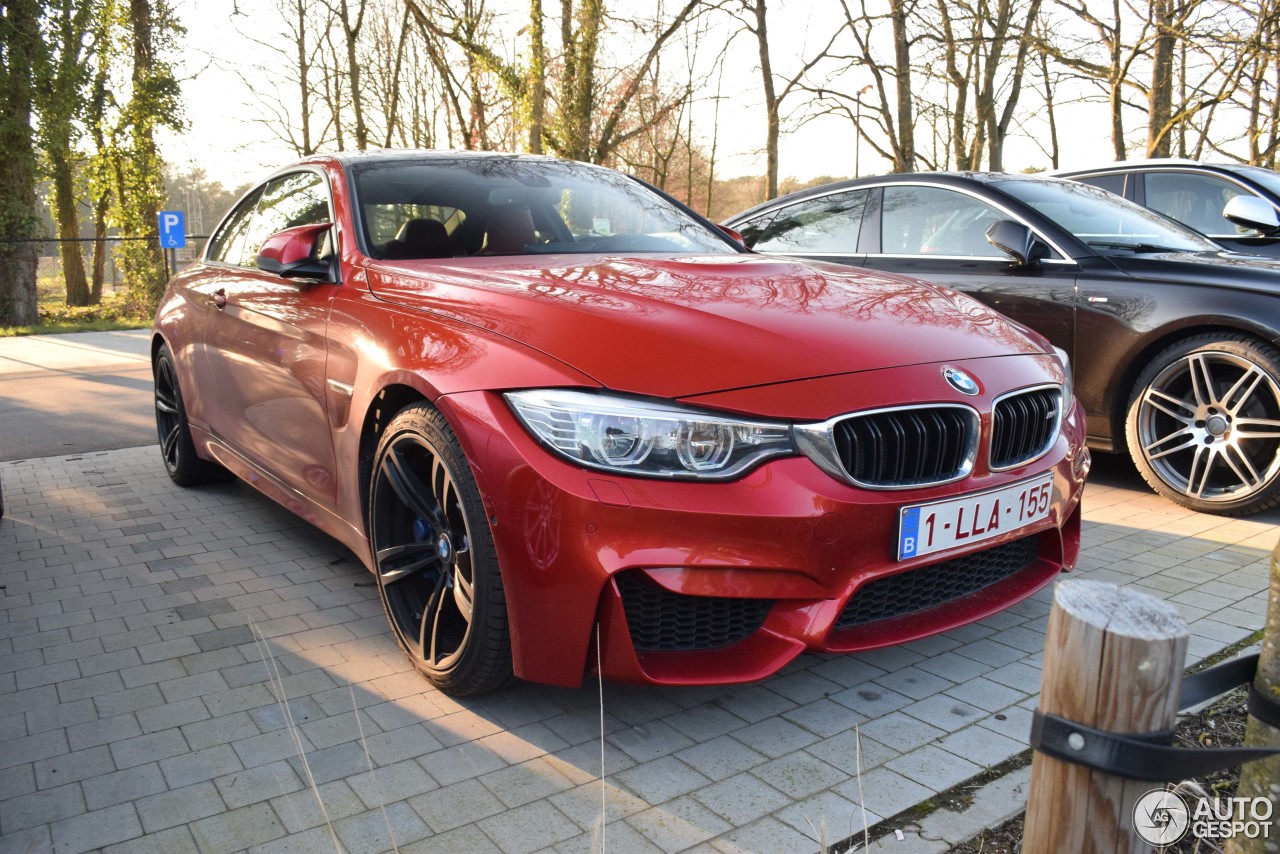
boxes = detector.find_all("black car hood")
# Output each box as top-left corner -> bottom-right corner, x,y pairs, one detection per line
1103,250 -> 1280,294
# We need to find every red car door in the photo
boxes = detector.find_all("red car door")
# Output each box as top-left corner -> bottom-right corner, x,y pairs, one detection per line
202,169 -> 341,508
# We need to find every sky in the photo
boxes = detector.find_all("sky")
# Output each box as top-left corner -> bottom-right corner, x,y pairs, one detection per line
163,0 -> 1122,191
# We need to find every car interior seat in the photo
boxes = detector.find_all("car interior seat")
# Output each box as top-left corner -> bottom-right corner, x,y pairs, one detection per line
383,218 -> 453,259
480,206 -> 537,255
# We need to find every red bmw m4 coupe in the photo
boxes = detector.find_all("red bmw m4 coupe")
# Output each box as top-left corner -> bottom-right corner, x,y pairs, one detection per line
152,151 -> 1088,695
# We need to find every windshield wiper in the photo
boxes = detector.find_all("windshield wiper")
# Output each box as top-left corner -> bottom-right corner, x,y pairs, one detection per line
1086,240 -> 1191,254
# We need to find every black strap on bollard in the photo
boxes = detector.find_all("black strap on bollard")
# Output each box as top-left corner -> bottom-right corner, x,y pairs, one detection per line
1029,653 -> 1280,782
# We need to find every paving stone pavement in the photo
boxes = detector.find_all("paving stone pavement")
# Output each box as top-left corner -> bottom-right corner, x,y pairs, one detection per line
0,446 -> 1274,854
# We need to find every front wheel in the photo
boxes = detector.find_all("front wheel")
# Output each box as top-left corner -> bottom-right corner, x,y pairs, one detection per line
1125,334 -> 1280,515
368,403 -> 512,695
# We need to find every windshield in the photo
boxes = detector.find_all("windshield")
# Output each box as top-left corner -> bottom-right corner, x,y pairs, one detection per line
352,157 -> 735,259
994,177 -> 1219,254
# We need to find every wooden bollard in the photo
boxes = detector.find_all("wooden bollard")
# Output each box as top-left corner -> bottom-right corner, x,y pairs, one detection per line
1023,579 -> 1190,853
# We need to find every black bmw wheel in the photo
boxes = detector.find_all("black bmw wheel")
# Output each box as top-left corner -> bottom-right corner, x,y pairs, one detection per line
153,343 -> 229,486
1126,334 -> 1280,515
369,403 -> 512,695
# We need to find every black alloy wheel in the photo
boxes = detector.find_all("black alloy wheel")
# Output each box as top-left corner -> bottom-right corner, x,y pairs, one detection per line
368,403 -> 512,695
1127,333 -> 1280,515
153,343 -> 228,486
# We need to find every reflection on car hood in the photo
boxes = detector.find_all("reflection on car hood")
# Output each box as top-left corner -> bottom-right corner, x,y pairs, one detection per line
367,253 -> 1047,398
1103,250 -> 1280,294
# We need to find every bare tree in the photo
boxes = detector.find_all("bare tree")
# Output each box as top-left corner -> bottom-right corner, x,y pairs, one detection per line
735,0 -> 843,198
811,0 -> 920,173
409,0 -> 702,162
331,0 -> 370,149
233,0 -> 335,156
1044,0 -> 1156,160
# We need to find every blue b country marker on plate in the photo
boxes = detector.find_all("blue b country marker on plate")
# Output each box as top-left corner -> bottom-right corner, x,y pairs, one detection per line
898,506 -> 920,559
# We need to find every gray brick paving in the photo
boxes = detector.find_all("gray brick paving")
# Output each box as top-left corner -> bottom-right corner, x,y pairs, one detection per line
1,445 -> 1274,852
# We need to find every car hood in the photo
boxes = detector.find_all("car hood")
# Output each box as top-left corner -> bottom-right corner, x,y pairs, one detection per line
366,253 -> 1048,398
1103,249 -> 1280,294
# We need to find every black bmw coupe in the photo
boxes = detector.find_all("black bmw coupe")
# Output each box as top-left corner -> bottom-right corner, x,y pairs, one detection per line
726,173 -> 1280,515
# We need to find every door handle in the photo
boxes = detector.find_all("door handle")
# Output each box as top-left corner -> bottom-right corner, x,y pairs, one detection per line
211,288 -> 226,309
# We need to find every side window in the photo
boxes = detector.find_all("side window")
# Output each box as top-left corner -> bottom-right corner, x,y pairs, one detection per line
748,191 -> 868,252
1144,172 -> 1251,236
206,188 -> 263,264
1076,174 -> 1127,197
735,211 -> 777,248
881,186 -> 1005,257
238,171 -> 331,267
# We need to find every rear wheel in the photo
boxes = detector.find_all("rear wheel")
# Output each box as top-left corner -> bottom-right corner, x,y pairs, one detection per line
368,403 -> 512,695
153,343 -> 229,486
1126,333 -> 1280,515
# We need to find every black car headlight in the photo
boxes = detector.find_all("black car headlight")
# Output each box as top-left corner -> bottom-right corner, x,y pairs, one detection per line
505,389 -> 796,479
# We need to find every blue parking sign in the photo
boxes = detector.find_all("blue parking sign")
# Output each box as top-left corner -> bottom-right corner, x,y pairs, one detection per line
158,211 -> 186,248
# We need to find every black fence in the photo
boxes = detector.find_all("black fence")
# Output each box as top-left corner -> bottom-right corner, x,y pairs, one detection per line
3,235 -> 210,297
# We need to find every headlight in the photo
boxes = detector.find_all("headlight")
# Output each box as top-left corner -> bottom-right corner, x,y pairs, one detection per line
1053,346 -> 1073,404
505,389 -> 796,479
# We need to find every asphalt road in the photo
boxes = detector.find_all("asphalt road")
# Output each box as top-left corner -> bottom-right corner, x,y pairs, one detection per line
0,330 -> 155,461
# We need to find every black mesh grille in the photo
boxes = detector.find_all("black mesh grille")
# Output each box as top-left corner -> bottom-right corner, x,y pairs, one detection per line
833,407 -> 974,487
991,388 -> 1062,469
616,573 -> 773,652
836,536 -> 1041,629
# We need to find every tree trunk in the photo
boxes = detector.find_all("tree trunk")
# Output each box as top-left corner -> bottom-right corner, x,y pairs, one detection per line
339,0 -> 368,150
991,0 -> 1042,171
1108,0 -> 1126,160
1226,541 -> 1280,854
295,0 -> 313,155
118,0 -> 174,313
891,0 -> 916,172
528,0 -> 545,153
750,0 -> 779,199
1039,44 -> 1060,169
0,0 -> 42,327
1146,0 -> 1174,157
91,195 -> 108,303
51,151 -> 91,307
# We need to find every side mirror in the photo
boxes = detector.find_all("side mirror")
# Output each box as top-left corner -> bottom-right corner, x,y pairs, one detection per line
256,223 -> 336,280
1223,195 -> 1280,236
717,223 -> 749,249
986,219 -> 1046,266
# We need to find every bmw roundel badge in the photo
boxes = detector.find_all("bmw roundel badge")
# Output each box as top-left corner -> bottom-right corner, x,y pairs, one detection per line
943,366 -> 980,396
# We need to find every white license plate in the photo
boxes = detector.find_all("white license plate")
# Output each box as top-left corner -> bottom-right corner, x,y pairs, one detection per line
897,473 -> 1054,560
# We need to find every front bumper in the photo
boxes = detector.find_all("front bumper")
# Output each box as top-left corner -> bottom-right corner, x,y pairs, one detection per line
438,362 -> 1088,688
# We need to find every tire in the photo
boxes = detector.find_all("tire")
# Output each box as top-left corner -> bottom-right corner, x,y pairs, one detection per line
153,343 -> 230,487
367,402 -> 513,695
1125,333 -> 1280,515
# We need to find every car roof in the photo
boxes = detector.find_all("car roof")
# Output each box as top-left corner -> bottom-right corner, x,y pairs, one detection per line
726,171 -> 1071,223
296,149 -> 576,170
1054,160 -> 1261,178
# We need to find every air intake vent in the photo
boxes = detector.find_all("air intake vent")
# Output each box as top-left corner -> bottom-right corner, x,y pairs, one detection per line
833,406 -> 977,488
991,387 -> 1062,470
836,536 -> 1041,629
615,573 -> 773,652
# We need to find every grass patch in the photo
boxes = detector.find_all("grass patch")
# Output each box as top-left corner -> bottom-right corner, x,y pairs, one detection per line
0,263 -> 151,337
